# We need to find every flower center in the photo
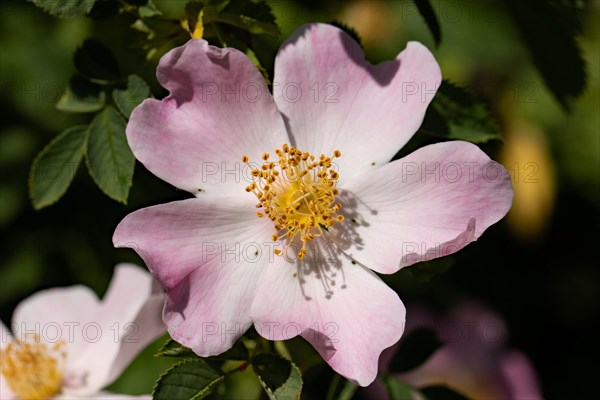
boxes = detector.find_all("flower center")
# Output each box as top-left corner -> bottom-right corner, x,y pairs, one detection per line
1,337 -> 66,400
243,144 -> 344,259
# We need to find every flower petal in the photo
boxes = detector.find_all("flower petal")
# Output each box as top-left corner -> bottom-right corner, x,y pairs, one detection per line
396,302 -> 535,399
127,39 -> 288,195
11,285 -> 100,364
273,23 -> 441,185
104,279 -> 165,386
251,239 -> 405,386
113,196 -> 274,356
340,141 -> 513,274
64,264 -> 165,395
500,351 -> 543,400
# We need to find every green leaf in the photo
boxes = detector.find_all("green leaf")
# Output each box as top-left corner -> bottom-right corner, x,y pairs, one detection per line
412,0 -> 441,46
421,81 -> 501,143
56,75 -> 106,113
209,0 -> 280,37
252,354 -> 302,400
214,13 -> 279,37
139,0 -> 163,17
388,328 -> 442,373
383,377 -> 417,400
421,386 -> 470,400
329,20 -> 362,48
153,358 -> 225,400
155,338 -> 197,359
325,374 -> 357,400
27,0 -> 96,18
29,126 -> 88,209
112,75 -> 151,118
85,106 -> 134,203
209,340 -> 250,362
503,0 -> 586,110
74,38 -> 121,85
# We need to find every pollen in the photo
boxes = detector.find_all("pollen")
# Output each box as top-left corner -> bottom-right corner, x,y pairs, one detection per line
1,336 -> 66,400
244,145 -> 344,259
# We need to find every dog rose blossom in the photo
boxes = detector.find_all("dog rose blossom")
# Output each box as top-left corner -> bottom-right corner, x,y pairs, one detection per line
113,23 -> 513,385
367,302 -> 543,399
0,264 -> 165,399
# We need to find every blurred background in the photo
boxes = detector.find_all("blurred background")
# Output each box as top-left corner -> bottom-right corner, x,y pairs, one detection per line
0,0 -> 598,398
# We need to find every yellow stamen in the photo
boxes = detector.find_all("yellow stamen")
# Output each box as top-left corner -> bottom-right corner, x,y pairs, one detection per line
243,146 -> 344,258
1,337 -> 66,400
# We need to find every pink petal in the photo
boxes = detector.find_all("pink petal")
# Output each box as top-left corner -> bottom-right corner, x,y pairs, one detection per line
340,141 -> 513,274
64,264 -> 164,396
398,346 -> 511,399
500,351 -> 543,400
273,23 -> 441,186
251,239 -> 405,386
113,196 -> 274,356
127,39 -> 289,195
11,285 -> 101,365
104,278 -> 165,386
396,302 -> 539,400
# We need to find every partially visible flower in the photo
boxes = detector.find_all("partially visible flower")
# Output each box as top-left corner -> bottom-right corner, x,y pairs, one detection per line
114,23 -> 513,385
0,264 -> 165,400
369,302 -> 543,399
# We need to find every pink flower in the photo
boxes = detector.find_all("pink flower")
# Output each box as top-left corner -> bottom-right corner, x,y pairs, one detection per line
370,302 -> 543,399
0,264 -> 165,399
113,23 -> 513,386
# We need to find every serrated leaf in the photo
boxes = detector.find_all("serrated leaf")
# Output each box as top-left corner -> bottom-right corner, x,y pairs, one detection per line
29,126 -> 88,209
113,75 -> 151,118
504,0 -> 586,110
383,377 -> 416,400
27,0 -> 96,18
155,338 -> 196,358
153,358 -> 225,400
253,354 -> 302,400
388,328 -> 442,373
85,106 -> 134,203
413,0 -> 441,46
330,20 -> 362,48
421,81 -> 501,143
56,75 -> 106,113
208,0 -> 280,37
74,38 -> 121,84
421,386 -> 470,400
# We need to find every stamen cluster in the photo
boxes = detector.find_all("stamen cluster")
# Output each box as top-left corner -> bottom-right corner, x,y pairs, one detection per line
1,336 -> 66,400
243,144 -> 344,259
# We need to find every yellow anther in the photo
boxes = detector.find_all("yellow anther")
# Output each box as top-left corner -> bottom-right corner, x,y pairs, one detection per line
242,145 -> 345,259
1,337 -> 66,400
242,155 -> 249,163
